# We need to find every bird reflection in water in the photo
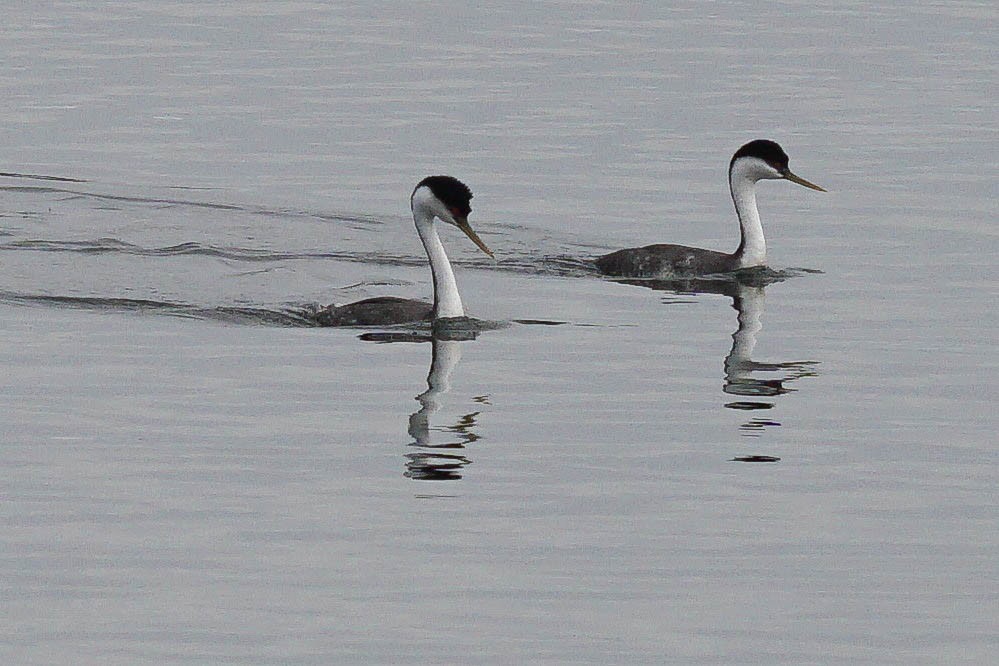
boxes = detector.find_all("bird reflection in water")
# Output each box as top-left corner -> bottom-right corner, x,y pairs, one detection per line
360,327 -> 485,481
721,281 -> 818,437
614,270 -> 818,441
408,331 -> 487,480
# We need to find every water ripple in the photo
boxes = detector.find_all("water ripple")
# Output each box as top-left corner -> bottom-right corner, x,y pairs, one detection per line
0,237 -> 602,277
0,237 -> 418,265
0,290 -> 322,327
0,171 -> 87,183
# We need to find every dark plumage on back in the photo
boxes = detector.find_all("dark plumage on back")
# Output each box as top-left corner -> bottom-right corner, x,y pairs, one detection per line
413,175 -> 473,216
595,244 -> 734,277
314,296 -> 432,327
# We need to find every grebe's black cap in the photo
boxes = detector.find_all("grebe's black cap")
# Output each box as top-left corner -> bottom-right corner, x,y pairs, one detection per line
413,175 -> 473,217
731,139 -> 789,171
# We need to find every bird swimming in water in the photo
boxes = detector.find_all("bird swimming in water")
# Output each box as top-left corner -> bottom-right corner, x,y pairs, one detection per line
595,139 -> 825,278
317,175 -> 492,326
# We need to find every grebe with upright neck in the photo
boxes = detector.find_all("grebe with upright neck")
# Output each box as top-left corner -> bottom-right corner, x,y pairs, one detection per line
317,175 -> 492,326
596,140 -> 825,278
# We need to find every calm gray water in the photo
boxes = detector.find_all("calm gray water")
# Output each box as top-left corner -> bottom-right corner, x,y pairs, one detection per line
2,1 -> 996,663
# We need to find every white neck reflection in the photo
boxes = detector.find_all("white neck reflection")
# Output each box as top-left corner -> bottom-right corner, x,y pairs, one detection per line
406,336 -> 482,481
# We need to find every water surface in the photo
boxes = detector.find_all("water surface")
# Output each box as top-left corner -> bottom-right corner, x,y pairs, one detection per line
1,1 -> 996,663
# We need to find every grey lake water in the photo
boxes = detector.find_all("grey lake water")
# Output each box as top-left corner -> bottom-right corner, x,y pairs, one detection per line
1,1 -> 996,663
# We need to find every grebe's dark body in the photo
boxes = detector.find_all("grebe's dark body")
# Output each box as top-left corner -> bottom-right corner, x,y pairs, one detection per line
316,296 -> 433,327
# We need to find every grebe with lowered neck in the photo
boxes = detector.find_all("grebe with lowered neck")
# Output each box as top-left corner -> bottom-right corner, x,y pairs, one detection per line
596,140 -> 825,278
317,175 -> 492,327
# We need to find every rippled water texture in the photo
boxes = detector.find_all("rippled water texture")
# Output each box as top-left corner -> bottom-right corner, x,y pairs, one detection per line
1,1 -> 996,663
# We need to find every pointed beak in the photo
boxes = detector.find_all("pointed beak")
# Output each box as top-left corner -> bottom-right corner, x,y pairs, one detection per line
453,216 -> 494,258
781,168 -> 826,192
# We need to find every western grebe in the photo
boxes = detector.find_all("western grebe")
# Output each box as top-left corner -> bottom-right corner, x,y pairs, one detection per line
595,140 -> 825,278
317,175 -> 492,326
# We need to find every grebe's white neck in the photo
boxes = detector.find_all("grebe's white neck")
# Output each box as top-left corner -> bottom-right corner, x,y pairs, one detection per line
729,157 -> 774,268
412,190 -> 465,319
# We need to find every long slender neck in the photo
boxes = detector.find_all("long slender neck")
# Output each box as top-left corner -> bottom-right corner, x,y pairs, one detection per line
729,166 -> 766,268
414,210 -> 464,319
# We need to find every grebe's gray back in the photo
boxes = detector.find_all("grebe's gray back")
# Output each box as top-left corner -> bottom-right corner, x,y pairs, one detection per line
317,175 -> 492,326
596,140 -> 825,278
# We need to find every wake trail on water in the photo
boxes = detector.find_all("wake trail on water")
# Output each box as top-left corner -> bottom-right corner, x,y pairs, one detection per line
0,290 -> 325,327
0,236 -> 601,277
